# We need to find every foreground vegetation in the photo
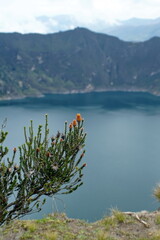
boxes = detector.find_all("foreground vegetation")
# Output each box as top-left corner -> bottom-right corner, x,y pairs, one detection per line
1,210 -> 160,240
1,113 -> 160,240
0,114 -> 86,226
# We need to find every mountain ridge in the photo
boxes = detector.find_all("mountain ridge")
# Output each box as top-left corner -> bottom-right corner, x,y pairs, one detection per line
0,27 -> 160,100
36,15 -> 160,41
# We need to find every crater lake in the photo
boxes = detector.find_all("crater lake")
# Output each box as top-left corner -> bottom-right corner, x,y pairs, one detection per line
1,91 -> 160,222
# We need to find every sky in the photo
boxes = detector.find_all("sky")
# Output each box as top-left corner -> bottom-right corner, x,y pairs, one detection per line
0,0 -> 160,33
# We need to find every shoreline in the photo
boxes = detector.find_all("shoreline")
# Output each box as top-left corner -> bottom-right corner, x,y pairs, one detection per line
0,88 -> 160,102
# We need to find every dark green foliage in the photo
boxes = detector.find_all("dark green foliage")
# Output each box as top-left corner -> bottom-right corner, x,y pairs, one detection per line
0,28 -> 160,99
0,114 -> 86,226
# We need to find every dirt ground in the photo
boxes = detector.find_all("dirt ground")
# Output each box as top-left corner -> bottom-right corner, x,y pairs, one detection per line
1,210 -> 160,240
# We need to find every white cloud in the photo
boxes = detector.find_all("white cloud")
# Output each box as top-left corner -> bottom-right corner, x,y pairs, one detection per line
0,0 -> 159,32
86,0 -> 160,22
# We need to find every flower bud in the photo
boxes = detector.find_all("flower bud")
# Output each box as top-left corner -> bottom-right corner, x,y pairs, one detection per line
61,134 -> 65,140
14,165 -> 19,170
56,131 -> 61,138
76,113 -> 82,122
73,119 -> 77,127
52,163 -> 59,171
8,168 -> 12,173
46,152 -> 50,157
13,147 -> 16,153
81,152 -> 85,158
51,136 -> 55,142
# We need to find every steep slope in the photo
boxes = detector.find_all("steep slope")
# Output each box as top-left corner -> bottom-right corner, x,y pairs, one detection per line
0,28 -> 160,99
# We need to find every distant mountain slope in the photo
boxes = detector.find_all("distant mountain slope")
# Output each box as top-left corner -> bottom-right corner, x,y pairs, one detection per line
0,28 -> 160,99
37,16 -> 160,41
105,18 -> 160,42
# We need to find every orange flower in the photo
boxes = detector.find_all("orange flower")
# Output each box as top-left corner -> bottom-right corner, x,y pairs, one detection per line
73,119 -> 77,126
69,123 -> 73,129
76,113 -> 82,122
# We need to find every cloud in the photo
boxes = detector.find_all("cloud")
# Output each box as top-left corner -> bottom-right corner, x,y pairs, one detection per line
0,0 -> 159,33
87,0 -> 160,22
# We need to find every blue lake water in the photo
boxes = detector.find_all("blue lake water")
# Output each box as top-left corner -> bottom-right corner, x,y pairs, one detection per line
1,91 -> 160,222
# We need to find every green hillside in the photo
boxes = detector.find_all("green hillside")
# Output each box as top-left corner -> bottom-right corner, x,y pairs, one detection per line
0,28 -> 160,99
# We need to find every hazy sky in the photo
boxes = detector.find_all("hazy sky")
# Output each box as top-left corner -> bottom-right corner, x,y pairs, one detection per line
0,0 -> 160,33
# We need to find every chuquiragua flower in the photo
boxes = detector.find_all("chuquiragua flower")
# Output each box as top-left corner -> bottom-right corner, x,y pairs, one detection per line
73,119 -> 77,127
76,113 -> 82,122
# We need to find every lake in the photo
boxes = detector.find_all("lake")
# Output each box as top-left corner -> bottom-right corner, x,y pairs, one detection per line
1,91 -> 160,222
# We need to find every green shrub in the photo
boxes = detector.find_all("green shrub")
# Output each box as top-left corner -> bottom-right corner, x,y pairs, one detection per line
0,113 -> 86,226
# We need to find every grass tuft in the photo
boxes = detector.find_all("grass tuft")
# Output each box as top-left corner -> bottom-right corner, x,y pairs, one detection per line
97,231 -> 116,240
103,216 -> 116,231
42,232 -> 58,240
153,184 -> 160,201
111,209 -> 126,223
155,214 -> 160,225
